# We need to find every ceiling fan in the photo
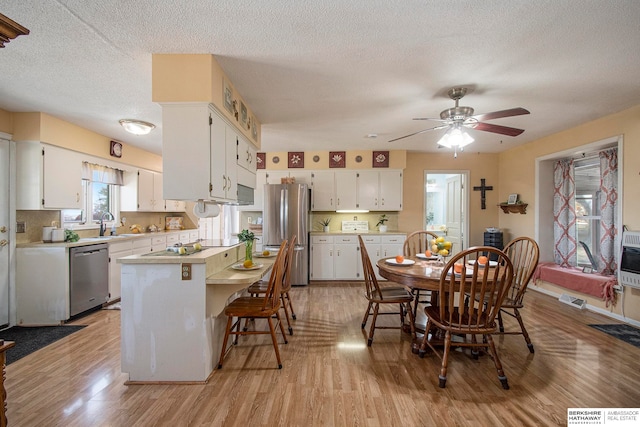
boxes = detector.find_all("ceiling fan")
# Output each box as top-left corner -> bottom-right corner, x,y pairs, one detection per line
388,87 -> 530,148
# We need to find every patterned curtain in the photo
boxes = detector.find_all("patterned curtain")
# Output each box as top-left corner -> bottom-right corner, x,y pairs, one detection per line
553,159 -> 577,267
598,148 -> 618,275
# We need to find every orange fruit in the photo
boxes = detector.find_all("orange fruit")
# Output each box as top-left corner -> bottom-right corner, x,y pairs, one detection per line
243,259 -> 253,268
478,256 -> 488,265
425,250 -> 432,257
395,255 -> 405,263
454,263 -> 464,273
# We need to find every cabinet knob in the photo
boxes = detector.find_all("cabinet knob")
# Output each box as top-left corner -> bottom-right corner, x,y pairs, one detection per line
0,226 -> 6,233
0,240 -> 7,247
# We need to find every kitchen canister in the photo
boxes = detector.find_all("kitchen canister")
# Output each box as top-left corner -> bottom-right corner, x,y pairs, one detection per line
51,228 -> 65,242
42,226 -> 55,243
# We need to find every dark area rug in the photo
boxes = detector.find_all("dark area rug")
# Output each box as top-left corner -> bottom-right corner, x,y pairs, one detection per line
0,325 -> 87,365
589,324 -> 640,348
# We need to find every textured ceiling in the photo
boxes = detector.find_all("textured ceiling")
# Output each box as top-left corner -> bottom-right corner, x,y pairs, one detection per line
1,1 -> 639,156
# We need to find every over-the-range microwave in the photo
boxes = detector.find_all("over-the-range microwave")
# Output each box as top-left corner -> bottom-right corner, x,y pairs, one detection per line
620,231 -> 640,289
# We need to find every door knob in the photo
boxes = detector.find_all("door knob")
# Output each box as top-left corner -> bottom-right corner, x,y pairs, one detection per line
0,240 -> 7,247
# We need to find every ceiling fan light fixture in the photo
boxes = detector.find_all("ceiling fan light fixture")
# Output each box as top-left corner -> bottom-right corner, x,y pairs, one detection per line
437,127 -> 474,149
119,119 -> 155,135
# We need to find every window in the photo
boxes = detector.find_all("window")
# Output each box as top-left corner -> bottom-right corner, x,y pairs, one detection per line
62,162 -> 122,229
575,158 -> 601,268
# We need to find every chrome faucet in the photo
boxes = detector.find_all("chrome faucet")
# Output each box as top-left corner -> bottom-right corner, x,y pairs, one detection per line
99,212 -> 114,236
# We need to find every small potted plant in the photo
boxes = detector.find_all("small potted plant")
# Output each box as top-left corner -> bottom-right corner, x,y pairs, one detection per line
376,214 -> 389,233
238,229 -> 256,263
319,218 -> 331,232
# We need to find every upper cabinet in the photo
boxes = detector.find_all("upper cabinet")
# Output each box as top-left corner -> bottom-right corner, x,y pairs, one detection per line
310,169 -> 403,212
16,142 -> 83,210
162,103 -> 257,204
311,171 -> 335,211
121,169 -> 166,212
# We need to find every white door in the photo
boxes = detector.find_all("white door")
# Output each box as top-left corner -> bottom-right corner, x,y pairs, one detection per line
0,137 -> 11,327
445,175 -> 463,256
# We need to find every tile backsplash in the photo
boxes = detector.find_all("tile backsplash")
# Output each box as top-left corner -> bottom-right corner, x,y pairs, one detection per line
16,210 -> 196,243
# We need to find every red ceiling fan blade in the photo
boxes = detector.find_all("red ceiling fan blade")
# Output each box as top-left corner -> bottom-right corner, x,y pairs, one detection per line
471,107 -> 530,122
388,124 -> 449,142
468,122 -> 525,136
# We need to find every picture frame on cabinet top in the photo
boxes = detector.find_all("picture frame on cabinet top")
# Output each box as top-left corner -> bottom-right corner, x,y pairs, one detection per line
223,79 -> 233,114
240,101 -> 248,126
252,115 -> 258,141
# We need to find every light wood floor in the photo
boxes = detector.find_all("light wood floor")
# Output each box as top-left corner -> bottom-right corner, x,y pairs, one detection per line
5,283 -> 640,426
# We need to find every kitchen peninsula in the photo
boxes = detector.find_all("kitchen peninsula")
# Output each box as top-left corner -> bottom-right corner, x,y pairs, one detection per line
119,243 -> 274,383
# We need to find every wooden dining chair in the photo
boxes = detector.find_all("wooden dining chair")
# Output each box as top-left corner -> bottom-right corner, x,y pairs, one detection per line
419,246 -> 514,389
218,240 -> 289,369
246,235 -> 298,335
358,235 -> 416,346
403,230 -> 440,316
497,236 -> 540,353
403,230 -> 440,257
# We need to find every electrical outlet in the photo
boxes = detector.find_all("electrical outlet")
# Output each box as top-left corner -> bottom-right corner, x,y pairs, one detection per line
16,221 -> 26,233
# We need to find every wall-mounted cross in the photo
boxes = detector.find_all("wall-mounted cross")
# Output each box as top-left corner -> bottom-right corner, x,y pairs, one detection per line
473,178 -> 493,209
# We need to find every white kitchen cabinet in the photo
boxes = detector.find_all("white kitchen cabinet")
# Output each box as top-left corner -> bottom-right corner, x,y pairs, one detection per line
237,135 -> 257,173
333,235 -> 360,280
151,235 -> 167,252
360,234 -> 405,280
381,234 -> 405,259
311,171 -> 335,211
310,235 -> 334,280
16,246 -> 69,324
334,171 -> 358,211
377,170 -> 403,211
109,240 -> 133,302
132,237 -> 152,255
310,234 -> 360,280
165,200 -> 186,212
210,109 -> 238,201
264,171 -> 287,184
351,170 -> 403,211
121,169 -> 165,212
16,142 -> 83,210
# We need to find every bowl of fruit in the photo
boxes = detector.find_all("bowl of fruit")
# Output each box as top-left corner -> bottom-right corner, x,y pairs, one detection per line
430,236 -> 453,260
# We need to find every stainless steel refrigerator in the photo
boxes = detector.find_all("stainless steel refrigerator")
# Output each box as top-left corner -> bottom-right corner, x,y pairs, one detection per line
262,183 -> 310,285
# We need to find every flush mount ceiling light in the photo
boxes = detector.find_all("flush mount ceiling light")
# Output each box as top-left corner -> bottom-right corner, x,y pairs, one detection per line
0,13 -> 30,48
119,119 -> 156,135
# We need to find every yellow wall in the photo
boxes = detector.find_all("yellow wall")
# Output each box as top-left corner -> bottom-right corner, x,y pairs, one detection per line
152,54 -> 261,149
11,112 -> 162,171
0,108 -> 12,134
499,104 -> 640,322
401,152 -> 501,245
263,150 -> 406,170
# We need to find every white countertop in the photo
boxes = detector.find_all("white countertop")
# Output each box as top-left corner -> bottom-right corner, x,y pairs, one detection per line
16,229 -> 198,249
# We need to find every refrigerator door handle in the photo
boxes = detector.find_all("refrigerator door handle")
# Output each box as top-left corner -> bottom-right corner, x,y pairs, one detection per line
283,188 -> 289,241
279,188 -> 286,241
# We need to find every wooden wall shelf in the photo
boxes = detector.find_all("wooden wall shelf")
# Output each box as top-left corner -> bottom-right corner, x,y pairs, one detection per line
499,203 -> 527,214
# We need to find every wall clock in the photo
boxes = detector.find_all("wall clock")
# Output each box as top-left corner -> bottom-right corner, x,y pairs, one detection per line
110,140 -> 123,158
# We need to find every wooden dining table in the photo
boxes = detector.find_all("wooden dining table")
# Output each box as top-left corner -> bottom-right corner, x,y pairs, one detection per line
376,256 -> 446,351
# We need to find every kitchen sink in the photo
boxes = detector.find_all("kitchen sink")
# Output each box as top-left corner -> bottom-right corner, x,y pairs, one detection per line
119,233 -> 146,236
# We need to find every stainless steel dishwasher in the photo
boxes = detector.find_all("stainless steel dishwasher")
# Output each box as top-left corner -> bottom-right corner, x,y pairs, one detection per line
69,243 -> 109,316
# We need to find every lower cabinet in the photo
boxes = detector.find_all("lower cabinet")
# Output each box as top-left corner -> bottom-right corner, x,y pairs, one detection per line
359,234 -> 406,280
109,241 -> 133,302
310,235 -> 360,280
